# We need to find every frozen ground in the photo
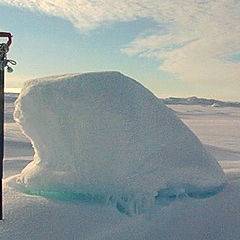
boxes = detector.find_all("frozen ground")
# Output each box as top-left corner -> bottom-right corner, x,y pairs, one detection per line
1,93 -> 240,240
172,105 -> 240,181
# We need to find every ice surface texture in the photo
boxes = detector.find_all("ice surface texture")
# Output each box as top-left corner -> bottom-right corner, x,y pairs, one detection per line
14,72 -> 226,213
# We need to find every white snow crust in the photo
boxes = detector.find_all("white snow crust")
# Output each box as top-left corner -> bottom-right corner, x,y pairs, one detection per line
13,71 -> 226,213
3,91 -> 240,240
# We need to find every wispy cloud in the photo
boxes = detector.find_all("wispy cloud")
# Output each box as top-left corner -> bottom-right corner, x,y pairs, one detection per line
1,0 -> 240,93
121,0 -> 240,88
0,0 -> 157,30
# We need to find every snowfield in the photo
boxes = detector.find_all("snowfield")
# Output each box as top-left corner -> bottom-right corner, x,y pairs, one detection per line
1,73 -> 240,240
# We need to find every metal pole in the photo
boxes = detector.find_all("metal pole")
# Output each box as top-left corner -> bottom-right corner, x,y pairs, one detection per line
0,32 -> 15,220
0,57 -> 4,220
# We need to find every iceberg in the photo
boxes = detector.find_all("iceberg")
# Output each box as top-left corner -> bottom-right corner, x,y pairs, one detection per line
14,71 -> 226,214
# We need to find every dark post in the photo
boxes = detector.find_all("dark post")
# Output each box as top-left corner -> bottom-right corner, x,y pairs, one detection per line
0,55 -> 4,220
0,32 -> 14,220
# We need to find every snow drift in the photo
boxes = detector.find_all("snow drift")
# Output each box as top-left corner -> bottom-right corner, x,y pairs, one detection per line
13,71 -> 226,214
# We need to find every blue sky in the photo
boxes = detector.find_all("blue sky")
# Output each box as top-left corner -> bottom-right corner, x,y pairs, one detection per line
0,1 -> 239,100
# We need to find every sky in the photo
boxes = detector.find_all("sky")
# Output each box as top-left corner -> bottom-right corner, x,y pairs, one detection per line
0,0 -> 239,101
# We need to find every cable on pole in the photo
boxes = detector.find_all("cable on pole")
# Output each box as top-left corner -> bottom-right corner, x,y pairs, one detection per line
0,32 -> 16,220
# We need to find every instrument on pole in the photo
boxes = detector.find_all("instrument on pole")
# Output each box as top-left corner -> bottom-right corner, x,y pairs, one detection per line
0,33 -> 16,72
0,32 -> 16,220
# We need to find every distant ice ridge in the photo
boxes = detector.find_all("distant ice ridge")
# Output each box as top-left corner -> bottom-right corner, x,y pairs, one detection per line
14,71 -> 226,215
162,96 -> 240,108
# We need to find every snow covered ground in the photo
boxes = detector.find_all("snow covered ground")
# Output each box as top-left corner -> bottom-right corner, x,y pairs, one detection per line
172,105 -> 240,181
1,91 -> 240,239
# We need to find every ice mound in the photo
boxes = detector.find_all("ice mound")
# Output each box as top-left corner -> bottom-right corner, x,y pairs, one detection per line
14,71 -> 226,214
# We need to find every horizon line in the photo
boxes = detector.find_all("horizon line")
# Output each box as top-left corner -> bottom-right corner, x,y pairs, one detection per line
5,88 -> 22,93
4,88 -> 240,103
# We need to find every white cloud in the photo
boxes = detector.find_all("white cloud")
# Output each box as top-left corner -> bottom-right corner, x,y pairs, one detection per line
121,0 -> 240,90
0,0 -> 156,30
1,0 -> 240,94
